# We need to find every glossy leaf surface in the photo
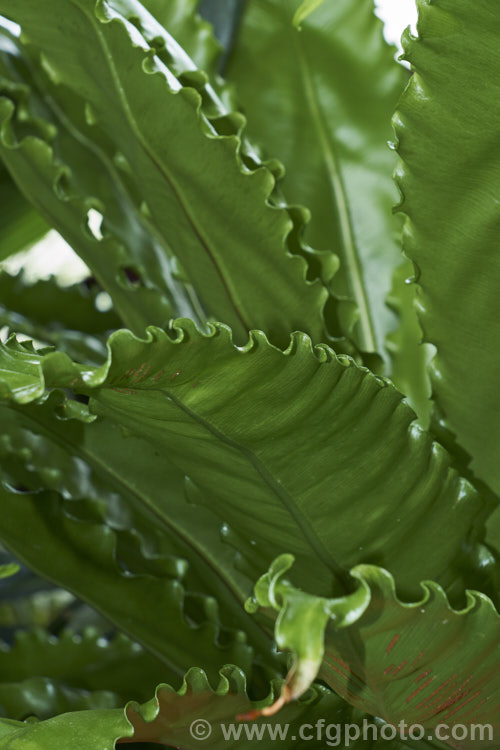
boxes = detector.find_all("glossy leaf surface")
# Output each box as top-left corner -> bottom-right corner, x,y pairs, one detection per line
0,323 -> 488,603
0,0 -> 330,347
0,31 -> 199,336
0,160 -> 47,262
250,556 -> 500,748
226,0 -> 408,358
0,667 -> 427,749
394,0 -> 500,493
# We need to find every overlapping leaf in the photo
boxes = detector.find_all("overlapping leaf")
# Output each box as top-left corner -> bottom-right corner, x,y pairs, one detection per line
0,272 -> 120,363
225,0 -> 408,360
386,263 -> 431,425
249,555 -> 500,748
0,322 -> 490,604
394,0 -> 500,494
0,481 -> 258,686
0,678 -> 121,722
0,1 -> 498,744
0,30 -> 199,336
0,0 -> 331,347
0,392 -> 272,648
140,0 -> 222,74
293,0 -> 327,27
320,568 -> 500,739
0,158 -> 47,262
0,665 -> 426,749
0,628 -> 173,719
0,272 -> 119,335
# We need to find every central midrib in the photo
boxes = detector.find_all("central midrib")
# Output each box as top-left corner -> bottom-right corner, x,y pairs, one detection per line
14,404 -> 252,610
289,12 -> 377,353
82,4 -> 348,591
47,1 -> 349,590
151,387 -> 350,592
83,2 -> 251,336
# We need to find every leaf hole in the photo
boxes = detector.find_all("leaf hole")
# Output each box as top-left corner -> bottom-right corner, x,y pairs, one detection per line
86,208 -> 104,241
121,266 -> 144,288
